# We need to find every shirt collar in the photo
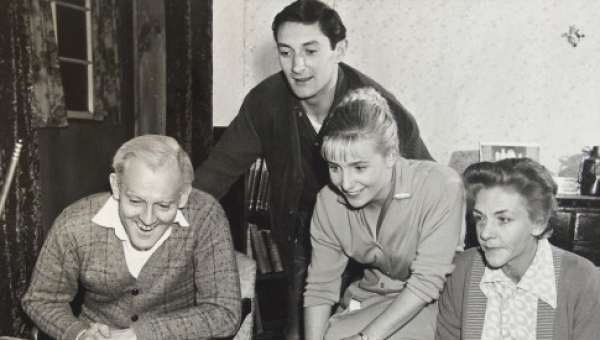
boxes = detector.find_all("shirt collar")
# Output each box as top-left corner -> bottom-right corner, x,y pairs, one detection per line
481,239 -> 557,308
519,239 -> 557,308
391,158 -> 412,200
92,196 -> 189,241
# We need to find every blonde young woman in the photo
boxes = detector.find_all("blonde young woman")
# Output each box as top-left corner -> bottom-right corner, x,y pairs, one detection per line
304,88 -> 465,340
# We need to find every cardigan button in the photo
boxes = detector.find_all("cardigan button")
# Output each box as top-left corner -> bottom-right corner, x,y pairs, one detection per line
131,315 -> 139,322
131,288 -> 139,296
380,283 -> 384,288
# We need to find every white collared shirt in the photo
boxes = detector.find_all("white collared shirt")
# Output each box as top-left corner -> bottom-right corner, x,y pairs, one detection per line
480,239 -> 557,340
91,196 -> 189,278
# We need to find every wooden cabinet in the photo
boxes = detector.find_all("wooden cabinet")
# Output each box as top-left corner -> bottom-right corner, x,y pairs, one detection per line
550,194 -> 600,266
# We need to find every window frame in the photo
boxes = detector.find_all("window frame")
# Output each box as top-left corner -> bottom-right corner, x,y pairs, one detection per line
51,0 -> 95,120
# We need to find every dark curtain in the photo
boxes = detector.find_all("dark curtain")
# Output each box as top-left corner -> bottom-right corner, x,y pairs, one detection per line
28,0 -> 67,128
0,1 -> 44,338
165,0 -> 213,169
92,0 -> 122,124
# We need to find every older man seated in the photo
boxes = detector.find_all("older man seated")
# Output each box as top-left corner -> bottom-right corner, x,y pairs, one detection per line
22,135 -> 241,340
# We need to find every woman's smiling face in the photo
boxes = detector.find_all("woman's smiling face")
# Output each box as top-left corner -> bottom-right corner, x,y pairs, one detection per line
326,139 -> 394,209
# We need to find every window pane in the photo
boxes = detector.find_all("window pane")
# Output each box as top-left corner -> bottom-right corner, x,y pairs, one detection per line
56,5 -> 87,60
59,0 -> 87,7
60,62 -> 89,112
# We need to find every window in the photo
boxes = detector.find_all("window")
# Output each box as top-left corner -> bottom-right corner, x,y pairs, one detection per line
51,0 -> 94,120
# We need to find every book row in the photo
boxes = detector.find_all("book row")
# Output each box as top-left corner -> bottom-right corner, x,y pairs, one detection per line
245,157 -> 271,213
248,223 -> 284,275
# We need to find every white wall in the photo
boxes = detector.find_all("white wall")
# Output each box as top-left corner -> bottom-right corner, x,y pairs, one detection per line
212,0 -> 246,127
214,0 -> 600,176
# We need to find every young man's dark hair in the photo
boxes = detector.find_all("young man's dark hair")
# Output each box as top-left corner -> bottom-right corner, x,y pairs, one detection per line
272,0 -> 346,49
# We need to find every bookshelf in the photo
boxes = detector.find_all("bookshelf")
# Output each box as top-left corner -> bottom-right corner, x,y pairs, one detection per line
244,158 -> 288,339
246,158 -> 284,275
212,128 -> 288,339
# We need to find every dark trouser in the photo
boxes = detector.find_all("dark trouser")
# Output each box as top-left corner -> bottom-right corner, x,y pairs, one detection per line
285,210 -> 312,340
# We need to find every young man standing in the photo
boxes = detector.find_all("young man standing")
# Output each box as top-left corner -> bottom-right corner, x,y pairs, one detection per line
195,1 -> 432,339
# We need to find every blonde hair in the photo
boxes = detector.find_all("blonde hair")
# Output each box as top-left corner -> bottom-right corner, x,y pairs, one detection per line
112,135 -> 194,190
320,87 -> 399,162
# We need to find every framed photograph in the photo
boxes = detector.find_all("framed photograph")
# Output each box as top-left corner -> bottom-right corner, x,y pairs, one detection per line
479,142 -> 540,162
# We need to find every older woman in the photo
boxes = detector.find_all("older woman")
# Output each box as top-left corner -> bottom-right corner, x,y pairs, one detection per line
304,87 -> 465,340
436,158 -> 600,340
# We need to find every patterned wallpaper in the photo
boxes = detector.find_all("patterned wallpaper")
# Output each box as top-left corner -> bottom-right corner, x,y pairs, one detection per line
214,0 -> 600,176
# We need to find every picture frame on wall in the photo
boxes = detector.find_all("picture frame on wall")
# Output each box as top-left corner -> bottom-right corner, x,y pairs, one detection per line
479,142 -> 540,162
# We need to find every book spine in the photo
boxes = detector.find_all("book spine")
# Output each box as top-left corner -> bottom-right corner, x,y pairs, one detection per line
247,158 -> 262,212
245,223 -> 253,258
262,230 -> 284,273
249,223 -> 272,274
264,182 -> 271,211
253,296 -> 264,334
256,161 -> 269,211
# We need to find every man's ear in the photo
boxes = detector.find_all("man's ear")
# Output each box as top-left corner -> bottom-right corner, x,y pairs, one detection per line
178,185 -> 193,209
334,39 -> 348,63
109,173 -> 120,200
